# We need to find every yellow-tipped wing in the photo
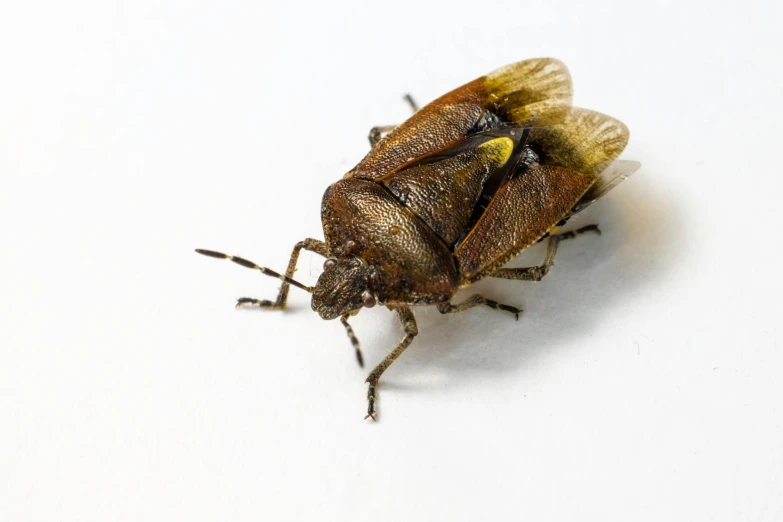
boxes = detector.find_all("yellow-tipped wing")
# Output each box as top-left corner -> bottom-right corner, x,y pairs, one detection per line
484,58 -> 573,126
528,108 -> 630,177
348,58 -> 573,181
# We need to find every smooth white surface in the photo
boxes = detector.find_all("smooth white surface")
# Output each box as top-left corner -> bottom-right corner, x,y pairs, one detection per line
2,1 -> 782,520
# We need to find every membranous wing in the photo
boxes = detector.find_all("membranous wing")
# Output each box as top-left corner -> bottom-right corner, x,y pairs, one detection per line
526,107 -> 630,177
572,160 -> 641,214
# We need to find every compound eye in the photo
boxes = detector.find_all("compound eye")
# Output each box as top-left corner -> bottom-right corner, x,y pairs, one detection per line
362,290 -> 376,308
323,259 -> 336,270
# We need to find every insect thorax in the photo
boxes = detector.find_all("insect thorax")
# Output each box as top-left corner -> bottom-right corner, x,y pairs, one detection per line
470,109 -> 504,133
519,144 -> 540,168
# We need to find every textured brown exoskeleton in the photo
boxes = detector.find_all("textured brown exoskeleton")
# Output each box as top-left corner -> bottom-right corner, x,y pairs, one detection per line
197,58 -> 640,420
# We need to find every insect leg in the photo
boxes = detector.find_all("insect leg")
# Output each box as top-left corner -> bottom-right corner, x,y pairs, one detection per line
366,94 -> 419,147
364,307 -> 418,421
368,125 -> 397,147
340,315 -> 364,368
403,94 -> 419,112
437,294 -> 521,320
232,238 -> 327,310
490,225 -> 601,282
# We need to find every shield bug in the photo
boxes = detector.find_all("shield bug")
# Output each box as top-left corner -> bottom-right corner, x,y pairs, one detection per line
196,58 -> 640,420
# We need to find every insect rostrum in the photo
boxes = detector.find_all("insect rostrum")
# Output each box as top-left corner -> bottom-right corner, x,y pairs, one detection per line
197,58 -> 640,420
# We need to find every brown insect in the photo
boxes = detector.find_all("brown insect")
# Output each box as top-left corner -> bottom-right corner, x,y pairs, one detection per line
197,58 -> 640,420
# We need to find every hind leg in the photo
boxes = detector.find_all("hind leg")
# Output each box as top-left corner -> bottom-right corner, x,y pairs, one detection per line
437,294 -> 521,320
490,225 -> 600,282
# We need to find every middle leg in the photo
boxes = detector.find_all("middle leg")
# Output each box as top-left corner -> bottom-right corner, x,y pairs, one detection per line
366,94 -> 419,147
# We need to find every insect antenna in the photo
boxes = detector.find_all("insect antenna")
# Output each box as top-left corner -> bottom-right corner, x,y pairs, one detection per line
195,249 -> 314,293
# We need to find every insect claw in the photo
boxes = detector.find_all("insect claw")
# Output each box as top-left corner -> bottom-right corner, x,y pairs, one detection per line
576,224 -> 601,236
365,383 -> 378,420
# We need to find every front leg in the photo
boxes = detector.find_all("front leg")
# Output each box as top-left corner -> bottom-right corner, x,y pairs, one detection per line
364,307 -> 418,420
236,238 -> 327,310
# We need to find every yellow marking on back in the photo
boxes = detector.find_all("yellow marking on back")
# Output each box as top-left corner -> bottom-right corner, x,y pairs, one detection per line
477,137 -> 514,167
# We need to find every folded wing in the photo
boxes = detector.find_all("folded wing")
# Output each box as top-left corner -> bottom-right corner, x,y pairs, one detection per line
455,165 -> 596,283
348,58 -> 573,181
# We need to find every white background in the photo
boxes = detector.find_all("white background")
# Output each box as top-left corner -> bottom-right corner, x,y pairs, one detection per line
2,1 -> 782,521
